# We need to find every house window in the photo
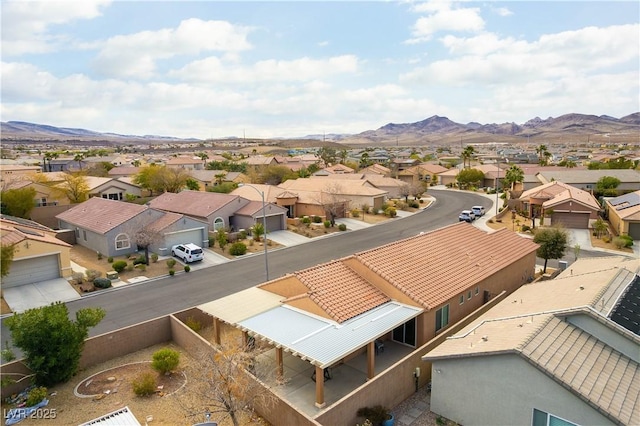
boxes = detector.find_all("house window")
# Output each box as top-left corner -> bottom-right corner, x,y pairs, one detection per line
213,217 -> 224,231
392,317 -> 416,347
115,233 -> 130,250
475,286 -> 479,295
435,304 -> 449,332
459,295 -> 464,305
532,409 -> 578,426
83,230 -> 87,241
467,291 -> 472,300
75,228 -> 80,238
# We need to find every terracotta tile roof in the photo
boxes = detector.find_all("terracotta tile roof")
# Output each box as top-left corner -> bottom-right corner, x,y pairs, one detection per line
353,222 -> 539,309
147,190 -> 239,218
56,197 -> 147,234
277,260 -> 390,323
107,166 -> 140,176
1,221 -> 70,248
147,212 -> 183,232
280,177 -> 387,196
520,181 -> 600,210
165,157 -> 202,165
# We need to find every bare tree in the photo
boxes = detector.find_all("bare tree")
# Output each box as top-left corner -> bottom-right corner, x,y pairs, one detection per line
317,182 -> 349,226
122,218 -> 164,265
179,340 -> 279,426
399,183 -> 411,202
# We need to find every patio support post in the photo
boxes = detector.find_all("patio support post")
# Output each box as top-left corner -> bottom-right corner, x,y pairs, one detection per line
275,347 -> 284,379
367,341 -> 375,380
314,366 -> 325,408
212,317 -> 221,345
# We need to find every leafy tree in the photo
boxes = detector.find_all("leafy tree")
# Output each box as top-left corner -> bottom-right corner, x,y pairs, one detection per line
456,169 -> 484,189
1,243 -> 16,277
503,165 -> 524,190
57,173 -> 90,203
359,152 -> 371,168
533,226 -> 568,273
6,302 -> 105,386
596,176 -> 621,196
186,178 -> 200,191
207,160 -> 247,173
133,165 -> 162,196
1,187 -> 36,218
207,182 -> 236,194
316,147 -> 337,167
133,166 -> 190,194
259,165 -> 297,185
217,229 -> 228,252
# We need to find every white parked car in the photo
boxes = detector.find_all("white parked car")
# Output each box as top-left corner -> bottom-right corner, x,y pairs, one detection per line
471,206 -> 485,217
459,210 -> 473,223
171,243 -> 204,263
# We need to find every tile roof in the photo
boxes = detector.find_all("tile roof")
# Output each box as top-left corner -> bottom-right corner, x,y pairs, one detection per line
519,180 -> 601,211
1,221 -> 71,248
280,177 -> 387,196
147,212 -> 183,232
537,169 -> 640,184
147,190 -> 239,218
291,260 -> 391,323
353,222 -> 539,309
56,197 -> 147,234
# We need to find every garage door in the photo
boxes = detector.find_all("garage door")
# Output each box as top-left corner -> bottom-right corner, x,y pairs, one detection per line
265,215 -> 283,232
628,223 -> 640,240
551,212 -> 589,229
163,229 -> 205,250
2,255 -> 60,288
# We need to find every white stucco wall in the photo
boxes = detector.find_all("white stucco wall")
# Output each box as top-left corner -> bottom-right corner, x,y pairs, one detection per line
430,354 -> 613,426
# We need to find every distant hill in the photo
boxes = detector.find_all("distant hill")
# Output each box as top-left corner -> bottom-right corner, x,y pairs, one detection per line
2,112 -> 638,147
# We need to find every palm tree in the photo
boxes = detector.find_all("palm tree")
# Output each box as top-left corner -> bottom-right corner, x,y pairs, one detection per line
536,144 -> 551,166
73,153 -> 84,170
504,165 -> 524,190
461,145 -> 475,168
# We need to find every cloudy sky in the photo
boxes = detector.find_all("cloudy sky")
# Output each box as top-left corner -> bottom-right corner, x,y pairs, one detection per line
2,1 -> 638,139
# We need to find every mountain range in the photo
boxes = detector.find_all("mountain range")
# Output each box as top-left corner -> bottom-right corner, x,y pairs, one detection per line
2,112 -> 639,147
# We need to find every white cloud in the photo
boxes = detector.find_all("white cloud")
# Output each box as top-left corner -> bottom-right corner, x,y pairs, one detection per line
92,19 -> 254,79
170,55 -> 359,84
406,1 -> 484,43
493,7 -> 513,17
1,0 -> 111,55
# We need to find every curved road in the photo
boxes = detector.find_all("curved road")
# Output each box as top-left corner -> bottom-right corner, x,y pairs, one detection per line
1,189 -> 619,344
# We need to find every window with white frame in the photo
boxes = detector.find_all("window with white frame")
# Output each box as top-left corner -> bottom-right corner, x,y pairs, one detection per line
459,295 -> 464,305
213,217 -> 224,231
115,233 -> 130,250
435,304 -> 449,332
532,409 -> 578,426
467,290 -> 472,300
475,286 -> 479,295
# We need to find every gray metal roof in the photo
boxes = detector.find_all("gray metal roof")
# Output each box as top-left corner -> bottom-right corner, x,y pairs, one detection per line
198,287 -> 282,325
79,406 -> 141,426
238,301 -> 422,368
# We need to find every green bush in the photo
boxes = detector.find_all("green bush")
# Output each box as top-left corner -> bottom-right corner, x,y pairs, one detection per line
338,223 -> 347,231
93,277 -> 112,289
229,242 -> 247,256
151,253 -> 158,263
97,252 -> 103,260
126,263 -> 134,272
135,263 -> 146,271
312,215 -> 322,223
166,258 -> 176,268
238,230 -> 248,240
133,255 -> 146,265
351,209 -> 360,218
208,236 -> 216,247
301,216 -> 311,224
107,256 -> 113,263
169,269 -> 175,276
184,265 -> 190,272
151,348 -> 180,375
26,386 -> 48,406
132,372 -> 156,396
385,207 -> 397,217
620,235 -> 634,247
521,225 -> 531,232
112,260 -> 127,273
185,317 -> 202,332
324,220 -> 331,228
612,237 -> 632,249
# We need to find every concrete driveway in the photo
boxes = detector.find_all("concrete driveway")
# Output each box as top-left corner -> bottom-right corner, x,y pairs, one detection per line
3,278 -> 80,313
172,248 -> 230,271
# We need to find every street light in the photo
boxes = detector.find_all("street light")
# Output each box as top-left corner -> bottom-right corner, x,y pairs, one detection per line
238,184 -> 269,281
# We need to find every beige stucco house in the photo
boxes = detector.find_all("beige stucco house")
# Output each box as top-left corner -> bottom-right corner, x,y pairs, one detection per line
605,190 -> 640,239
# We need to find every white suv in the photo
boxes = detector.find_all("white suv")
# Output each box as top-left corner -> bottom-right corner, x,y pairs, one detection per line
171,243 -> 204,263
471,206 -> 485,217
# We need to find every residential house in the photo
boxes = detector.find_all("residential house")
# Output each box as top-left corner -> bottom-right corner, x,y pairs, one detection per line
107,166 -> 141,178
165,156 -> 206,170
200,222 -> 539,408
45,157 -> 87,172
396,164 -> 447,186
56,197 -> 209,257
0,164 -> 42,189
84,176 -> 143,200
517,181 -> 602,228
1,215 -> 72,287
360,163 -> 392,177
536,169 -> 640,194
423,256 -> 640,426
605,190 -> 640,239
241,155 -> 280,170
188,170 -> 248,191
148,190 -> 286,233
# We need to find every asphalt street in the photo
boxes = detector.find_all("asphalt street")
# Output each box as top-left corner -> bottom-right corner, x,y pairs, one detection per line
0,189 -> 624,353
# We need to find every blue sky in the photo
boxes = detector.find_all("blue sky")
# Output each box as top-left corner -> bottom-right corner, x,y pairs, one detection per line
2,1 -> 638,139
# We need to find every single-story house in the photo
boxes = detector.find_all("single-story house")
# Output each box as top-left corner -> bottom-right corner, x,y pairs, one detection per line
84,176 -> 143,200
396,164 -> 447,186
0,164 -> 42,188
516,181 -> 602,228
56,197 -> 209,257
147,190 -> 286,233
107,166 -> 141,178
200,222 -> 539,408
188,170 -> 249,191
605,190 -> 640,239
360,163 -> 392,177
165,156 -> 206,170
0,215 -> 72,287
536,169 -> 640,194
423,256 -> 640,426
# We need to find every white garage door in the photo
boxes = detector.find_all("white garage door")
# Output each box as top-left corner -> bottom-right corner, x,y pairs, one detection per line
2,255 -> 60,288
163,229 -> 205,250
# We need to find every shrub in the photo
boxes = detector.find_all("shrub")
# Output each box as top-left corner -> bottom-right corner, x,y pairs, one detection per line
184,265 -> 190,272
395,200 -> 407,210
385,207 -> 397,217
229,242 -> 247,256
132,372 -> 156,396
521,225 -> 531,232
133,255 -> 146,265
151,253 -> 158,263
312,215 -> 322,223
71,271 -> 85,284
152,348 -> 180,375
185,317 -> 202,332
112,260 -> 127,273
135,263 -> 146,272
93,277 -> 112,289
409,201 -> 420,208
208,236 -> 216,247
1,341 -> 15,363
620,235 -> 634,247
613,237 -> 629,249
602,236 -> 611,243
238,230 -> 248,240
324,220 -> 331,228
85,269 -> 102,282
351,209 -> 360,218
166,258 -> 177,268
301,216 -> 311,224
357,405 -> 392,425
169,269 -> 175,276
338,223 -> 347,231
125,263 -> 134,272
26,386 -> 48,407
96,252 -> 103,260
107,256 -> 113,263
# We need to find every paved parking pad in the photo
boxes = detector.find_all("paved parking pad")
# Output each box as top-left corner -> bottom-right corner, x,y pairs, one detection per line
3,278 -> 80,313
